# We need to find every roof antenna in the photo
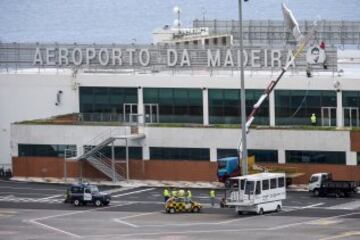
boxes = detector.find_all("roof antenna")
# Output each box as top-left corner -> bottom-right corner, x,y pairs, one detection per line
201,7 -> 206,23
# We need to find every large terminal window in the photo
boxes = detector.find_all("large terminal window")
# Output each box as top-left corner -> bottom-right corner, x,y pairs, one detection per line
143,88 -> 203,123
150,147 -> 210,161
18,144 -> 76,157
208,89 -> 269,125
275,90 -> 336,126
285,150 -> 345,164
342,91 -> 360,127
79,87 -> 138,114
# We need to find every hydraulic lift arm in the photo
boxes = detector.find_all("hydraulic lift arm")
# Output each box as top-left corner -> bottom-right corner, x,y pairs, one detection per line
237,4 -> 319,160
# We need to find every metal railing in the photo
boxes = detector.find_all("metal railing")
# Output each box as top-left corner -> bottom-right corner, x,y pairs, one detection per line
78,113 -> 144,125
193,20 -> 360,48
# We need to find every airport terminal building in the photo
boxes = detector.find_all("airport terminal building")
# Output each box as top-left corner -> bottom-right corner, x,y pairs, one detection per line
1,20 -> 360,183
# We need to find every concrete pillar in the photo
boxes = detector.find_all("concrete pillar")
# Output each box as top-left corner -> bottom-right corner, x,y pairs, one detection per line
336,91 -> 343,128
210,148 -> 217,162
269,91 -> 276,127
202,88 -> 209,126
137,87 -> 144,124
142,146 -> 150,160
278,149 -> 286,164
346,151 -> 357,166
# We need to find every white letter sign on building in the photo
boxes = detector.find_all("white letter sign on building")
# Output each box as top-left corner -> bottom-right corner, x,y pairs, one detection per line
28,45 -> 334,70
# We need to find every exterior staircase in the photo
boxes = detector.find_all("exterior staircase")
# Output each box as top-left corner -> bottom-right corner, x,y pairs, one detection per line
72,127 -> 145,182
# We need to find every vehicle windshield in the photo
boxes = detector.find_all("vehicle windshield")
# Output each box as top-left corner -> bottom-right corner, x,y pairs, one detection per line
309,176 -> 319,183
218,160 -> 227,169
90,186 -> 99,193
244,181 -> 254,195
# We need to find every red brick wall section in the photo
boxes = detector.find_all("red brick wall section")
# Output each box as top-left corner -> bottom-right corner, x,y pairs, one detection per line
12,157 -> 78,178
12,157 -> 359,184
12,157 -> 110,180
350,131 -> 360,151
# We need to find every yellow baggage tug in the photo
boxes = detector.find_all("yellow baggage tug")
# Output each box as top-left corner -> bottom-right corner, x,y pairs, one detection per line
165,197 -> 202,214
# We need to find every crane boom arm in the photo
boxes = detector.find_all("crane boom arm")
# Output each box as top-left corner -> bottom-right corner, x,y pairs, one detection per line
237,21 -> 318,156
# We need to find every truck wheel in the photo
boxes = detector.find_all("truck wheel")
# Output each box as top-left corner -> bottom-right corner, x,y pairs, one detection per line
258,208 -> 264,215
313,189 -> 320,197
335,192 -> 341,198
192,207 -> 200,213
169,208 -> 175,214
94,199 -> 102,207
276,205 -> 281,212
73,199 -> 81,207
238,211 -> 243,215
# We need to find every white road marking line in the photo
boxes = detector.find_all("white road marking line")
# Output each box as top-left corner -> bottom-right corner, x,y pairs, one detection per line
0,191 -> 49,196
28,219 -> 82,239
38,194 -> 63,200
119,212 -> 157,220
27,201 -> 134,238
268,211 -> 360,231
0,186 -> 65,192
300,203 -> 324,209
113,219 -> 138,228
113,212 -> 158,228
328,200 -> 360,210
103,187 -> 134,194
319,231 -> 360,240
112,188 -> 155,197
87,211 -> 360,238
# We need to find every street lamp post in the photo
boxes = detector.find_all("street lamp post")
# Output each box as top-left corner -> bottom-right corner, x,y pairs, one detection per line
238,0 -> 248,176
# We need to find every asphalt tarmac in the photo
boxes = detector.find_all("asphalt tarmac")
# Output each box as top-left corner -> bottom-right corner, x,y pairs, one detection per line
0,179 -> 359,240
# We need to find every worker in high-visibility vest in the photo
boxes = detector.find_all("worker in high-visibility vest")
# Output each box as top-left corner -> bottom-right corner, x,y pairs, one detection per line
163,188 -> 170,202
178,189 -> 185,198
185,189 -> 192,203
210,189 -> 216,207
186,189 -> 192,199
310,113 -> 317,126
171,188 -> 178,198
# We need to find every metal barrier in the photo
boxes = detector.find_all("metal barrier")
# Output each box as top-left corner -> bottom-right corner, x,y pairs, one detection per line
193,20 -> 360,47
78,113 -> 145,125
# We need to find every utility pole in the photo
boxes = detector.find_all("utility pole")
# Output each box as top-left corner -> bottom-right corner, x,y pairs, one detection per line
238,0 -> 248,176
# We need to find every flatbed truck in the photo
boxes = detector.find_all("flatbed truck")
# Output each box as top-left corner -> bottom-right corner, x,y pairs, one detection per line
308,173 -> 358,198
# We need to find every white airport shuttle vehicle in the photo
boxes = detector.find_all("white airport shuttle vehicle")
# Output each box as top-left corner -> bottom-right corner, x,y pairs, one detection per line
226,173 -> 286,215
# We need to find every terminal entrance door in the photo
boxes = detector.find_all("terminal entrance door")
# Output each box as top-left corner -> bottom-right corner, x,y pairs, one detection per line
321,107 -> 336,127
123,103 -> 138,123
343,107 -> 359,127
144,104 -> 159,123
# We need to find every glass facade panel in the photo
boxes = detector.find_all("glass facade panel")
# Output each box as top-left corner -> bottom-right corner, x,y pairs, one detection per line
286,150 -> 345,164
150,147 -> 210,161
275,90 -> 336,125
79,87 -> 137,114
343,91 -> 359,107
342,91 -> 360,127
357,153 -> 360,165
18,144 -> 76,157
209,89 -> 269,125
217,148 -> 278,163
143,88 -> 203,123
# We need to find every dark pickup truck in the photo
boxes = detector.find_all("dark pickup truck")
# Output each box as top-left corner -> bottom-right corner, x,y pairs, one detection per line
64,183 -> 111,207
308,173 -> 359,198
